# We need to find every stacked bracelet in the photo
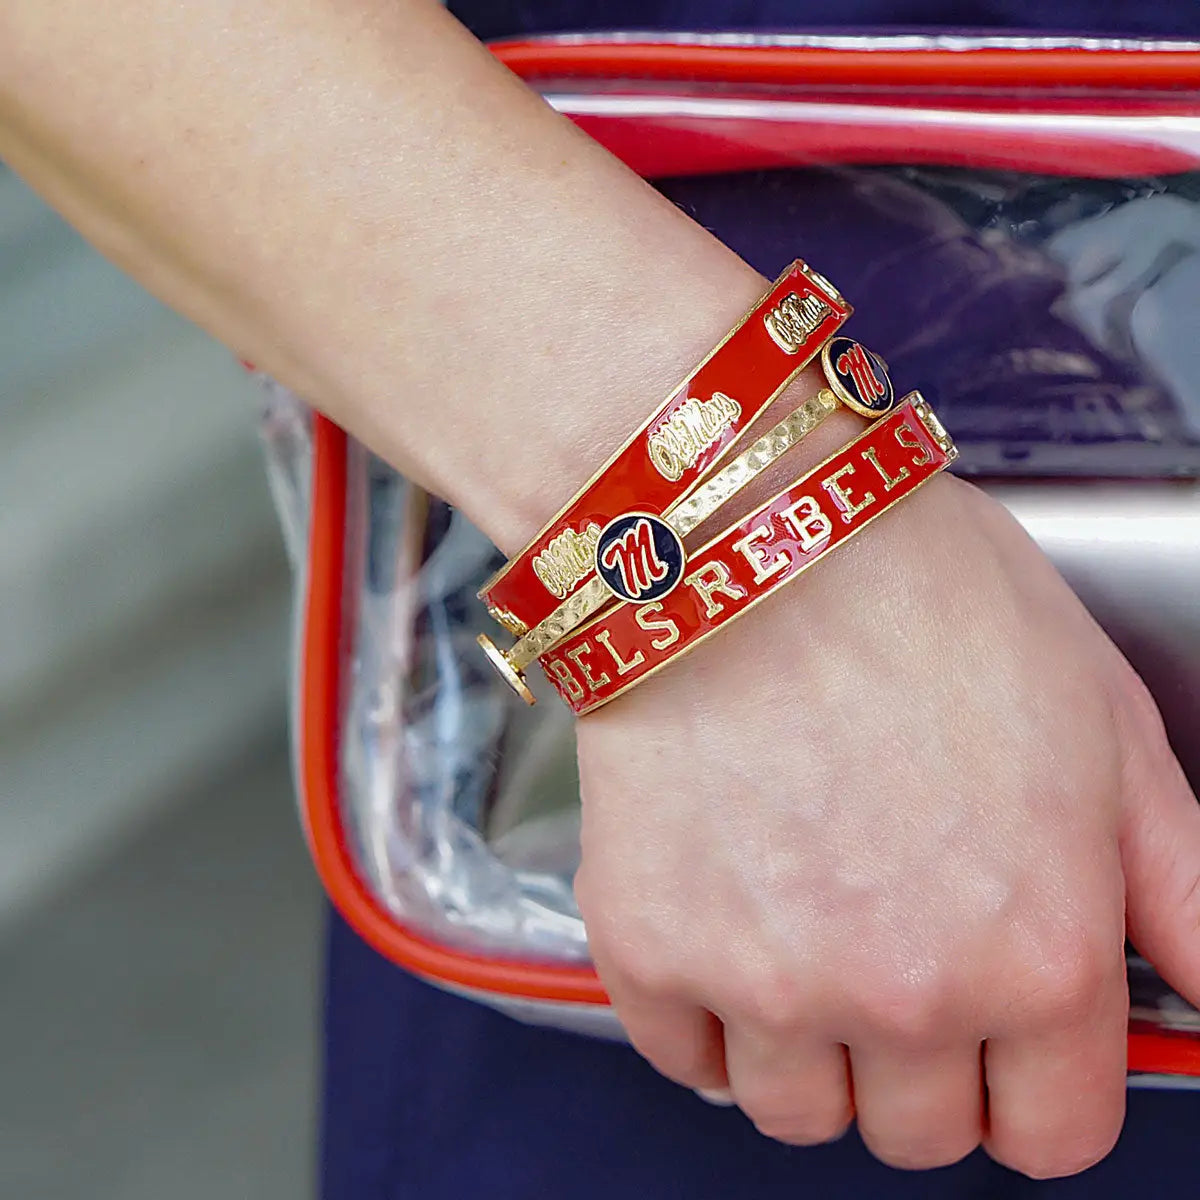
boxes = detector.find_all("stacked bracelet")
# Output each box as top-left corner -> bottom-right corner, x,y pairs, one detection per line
476,259 -> 953,713
478,385 -> 847,701
538,395 -> 956,714
478,260 -> 852,636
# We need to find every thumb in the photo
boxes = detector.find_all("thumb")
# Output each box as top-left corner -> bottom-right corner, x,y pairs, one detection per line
1119,694 -> 1200,1008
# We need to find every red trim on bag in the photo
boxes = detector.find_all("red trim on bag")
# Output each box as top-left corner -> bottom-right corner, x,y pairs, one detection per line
566,113 -> 1199,179
494,39 -> 1200,178
301,415 -> 607,1004
1128,1028 -> 1200,1076
492,40 -> 1200,91
289,37 -> 1200,1070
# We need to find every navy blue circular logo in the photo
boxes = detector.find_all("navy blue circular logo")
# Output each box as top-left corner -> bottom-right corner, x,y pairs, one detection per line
594,513 -> 685,603
822,337 -> 895,417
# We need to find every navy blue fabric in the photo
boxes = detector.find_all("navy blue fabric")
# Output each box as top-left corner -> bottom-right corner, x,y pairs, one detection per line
448,0 -> 1200,41
653,167 -> 1200,478
322,910 -> 1200,1199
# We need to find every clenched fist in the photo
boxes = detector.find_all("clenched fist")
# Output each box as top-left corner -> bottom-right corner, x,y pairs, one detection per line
574,472 -> 1200,1178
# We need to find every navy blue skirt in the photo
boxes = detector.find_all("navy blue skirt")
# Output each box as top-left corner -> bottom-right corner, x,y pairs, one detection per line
322,912 -> 1200,1198
321,4 -> 1200,1196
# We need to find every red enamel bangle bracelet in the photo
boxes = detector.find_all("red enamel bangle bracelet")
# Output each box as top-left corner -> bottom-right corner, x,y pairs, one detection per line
478,260 -> 851,635
538,395 -> 957,715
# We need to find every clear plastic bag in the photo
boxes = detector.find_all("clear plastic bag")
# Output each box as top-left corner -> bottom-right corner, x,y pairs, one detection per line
261,31 -> 1200,1073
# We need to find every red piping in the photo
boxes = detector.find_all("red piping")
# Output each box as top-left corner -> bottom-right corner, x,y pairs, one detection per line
493,40 -> 1200,90
302,416 -> 606,1004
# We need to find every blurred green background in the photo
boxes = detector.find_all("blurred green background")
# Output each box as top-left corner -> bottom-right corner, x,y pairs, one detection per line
0,164 -> 320,1198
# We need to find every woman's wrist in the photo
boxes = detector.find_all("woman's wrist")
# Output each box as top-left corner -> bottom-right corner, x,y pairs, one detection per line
437,250 -> 776,557
0,0 -> 860,563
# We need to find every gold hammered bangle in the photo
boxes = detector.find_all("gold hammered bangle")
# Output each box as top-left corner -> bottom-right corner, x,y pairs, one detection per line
478,385 -> 843,703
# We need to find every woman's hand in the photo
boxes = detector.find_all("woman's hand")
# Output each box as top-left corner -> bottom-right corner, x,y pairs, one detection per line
574,472 -> 1200,1177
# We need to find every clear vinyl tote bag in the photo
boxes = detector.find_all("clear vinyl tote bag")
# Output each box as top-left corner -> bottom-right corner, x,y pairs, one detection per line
257,33 -> 1200,1080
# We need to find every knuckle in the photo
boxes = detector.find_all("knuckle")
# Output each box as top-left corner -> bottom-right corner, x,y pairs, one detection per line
863,1131 -> 979,1173
748,1101 -> 853,1147
991,1131 -> 1118,1181
1042,963 -> 1106,1023
853,975 -> 951,1045
610,943 -> 685,998
988,1103 -> 1123,1181
1016,930 -> 1111,1025
1112,666 -> 1169,748
1173,866 -> 1200,936
588,923 -> 687,999
626,1033 -> 706,1089
1109,664 -> 1180,785
723,970 -> 811,1032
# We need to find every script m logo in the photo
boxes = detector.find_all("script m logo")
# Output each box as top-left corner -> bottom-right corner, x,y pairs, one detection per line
598,516 -> 672,600
837,342 -> 886,403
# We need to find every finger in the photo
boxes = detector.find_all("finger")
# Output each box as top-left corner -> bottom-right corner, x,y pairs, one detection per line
723,1024 -> 853,1146
1119,699 -> 1200,1007
608,984 -> 728,1091
850,1043 -> 983,1170
983,978 -> 1128,1180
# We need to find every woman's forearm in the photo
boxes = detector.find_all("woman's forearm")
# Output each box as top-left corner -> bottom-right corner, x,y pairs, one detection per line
0,0 -> 841,551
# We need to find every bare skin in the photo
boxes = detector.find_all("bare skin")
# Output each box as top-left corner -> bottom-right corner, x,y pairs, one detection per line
3,0 -> 1199,1177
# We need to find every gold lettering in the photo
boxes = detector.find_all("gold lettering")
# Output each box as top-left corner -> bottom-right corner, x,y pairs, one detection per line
566,643 -> 611,693
647,392 -> 742,482
684,560 -> 748,619
779,495 -> 833,552
731,523 -> 788,585
545,658 -> 584,701
863,446 -> 910,492
595,631 -> 645,677
532,523 -> 603,599
634,602 -> 681,650
821,463 -> 875,525
895,419 -> 933,466
764,292 -> 832,354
